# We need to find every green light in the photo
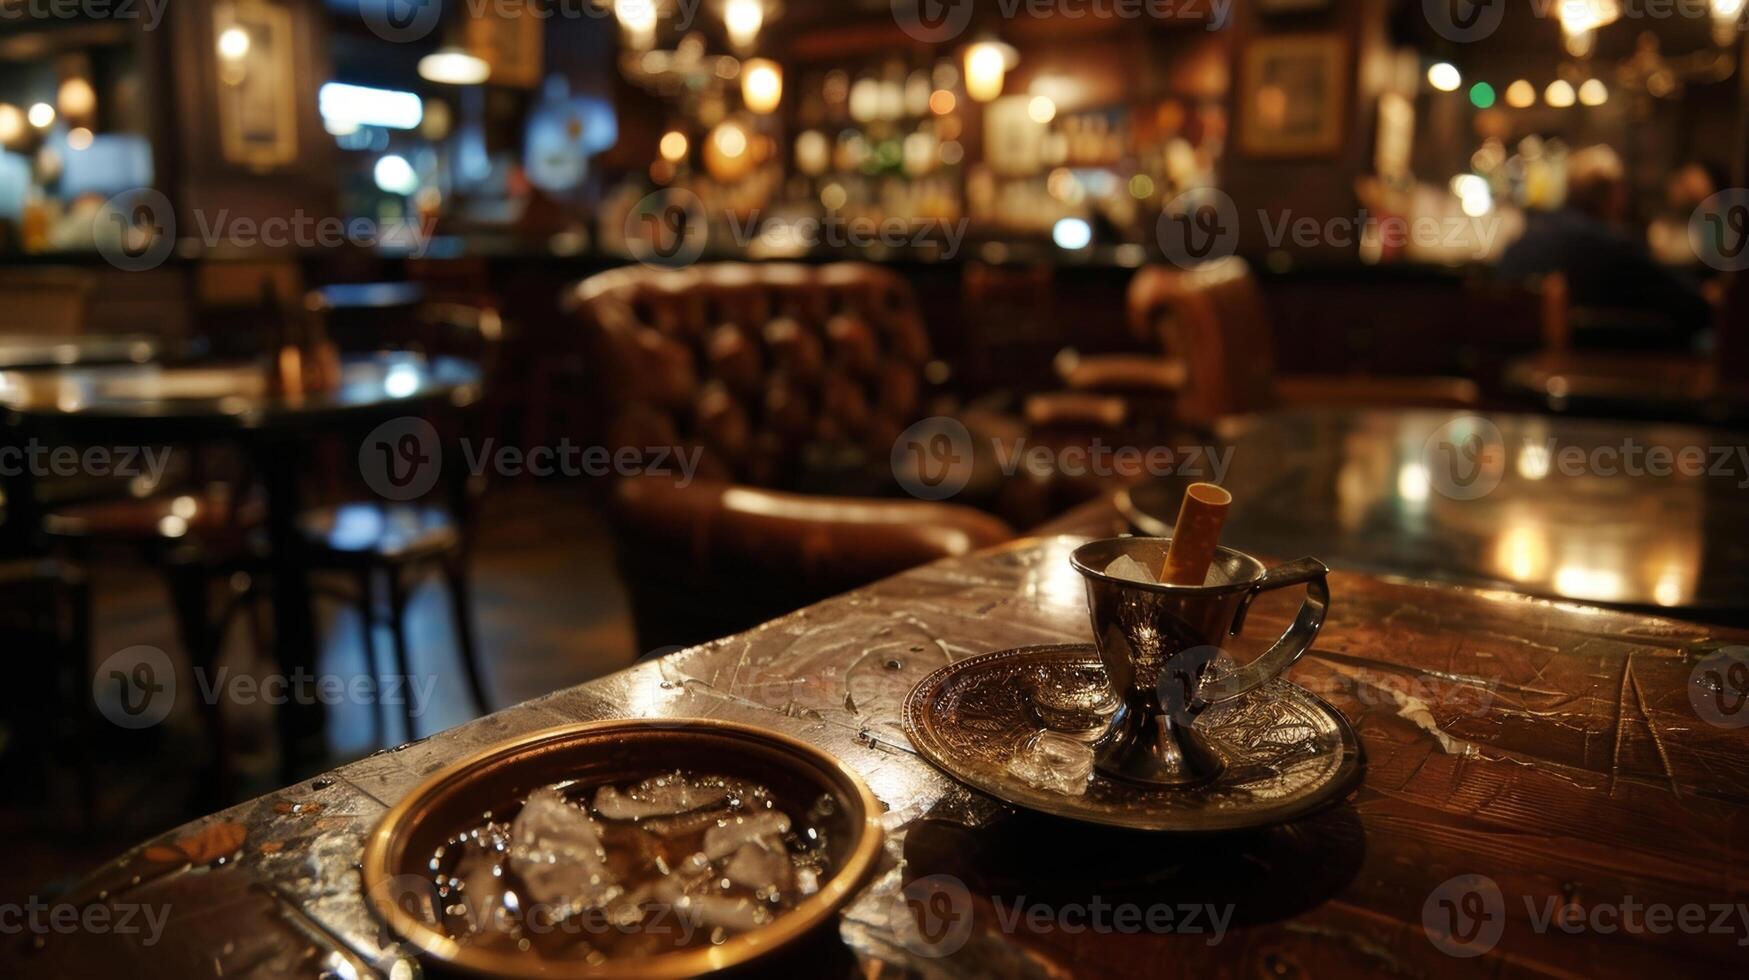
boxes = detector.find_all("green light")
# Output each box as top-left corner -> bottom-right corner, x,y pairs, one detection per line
1469,82 -> 1496,109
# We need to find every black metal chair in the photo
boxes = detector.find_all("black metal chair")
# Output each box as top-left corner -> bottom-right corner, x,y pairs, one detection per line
298,300 -> 503,742
0,558 -> 92,821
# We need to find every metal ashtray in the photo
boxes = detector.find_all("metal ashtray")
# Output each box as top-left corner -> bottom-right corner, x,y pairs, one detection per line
361,719 -> 884,978
903,645 -> 1363,832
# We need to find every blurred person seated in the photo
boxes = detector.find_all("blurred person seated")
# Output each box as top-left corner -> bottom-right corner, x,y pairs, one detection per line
1498,145 -> 1712,350
1647,162 -> 1721,266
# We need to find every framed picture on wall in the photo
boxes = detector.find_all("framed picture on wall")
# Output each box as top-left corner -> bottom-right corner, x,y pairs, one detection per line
214,0 -> 299,169
1237,34 -> 1348,158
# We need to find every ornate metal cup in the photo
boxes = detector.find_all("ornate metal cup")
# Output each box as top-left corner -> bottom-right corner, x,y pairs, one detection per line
1070,538 -> 1329,786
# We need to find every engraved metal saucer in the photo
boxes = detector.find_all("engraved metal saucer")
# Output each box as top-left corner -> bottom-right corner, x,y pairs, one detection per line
902,644 -> 1363,832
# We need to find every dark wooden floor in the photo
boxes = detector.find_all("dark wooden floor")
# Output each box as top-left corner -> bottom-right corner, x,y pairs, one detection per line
1,483 -> 637,906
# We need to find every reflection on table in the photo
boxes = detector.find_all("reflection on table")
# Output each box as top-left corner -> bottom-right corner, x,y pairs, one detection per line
1120,408 -> 1749,620
0,352 -> 480,426
0,333 -> 163,372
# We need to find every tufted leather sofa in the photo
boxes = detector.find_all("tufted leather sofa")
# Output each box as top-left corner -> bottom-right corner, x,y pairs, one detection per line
566,263 -> 1015,650
1126,259 -> 1480,429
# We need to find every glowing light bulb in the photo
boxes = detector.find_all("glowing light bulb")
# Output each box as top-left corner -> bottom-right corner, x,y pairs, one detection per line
374,154 -> 418,195
741,58 -> 782,114
217,26 -> 250,60
1427,62 -> 1461,92
659,130 -> 689,162
724,0 -> 762,51
964,42 -> 1009,103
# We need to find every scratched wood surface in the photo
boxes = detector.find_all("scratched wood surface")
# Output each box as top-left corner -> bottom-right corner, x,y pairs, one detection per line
9,524 -> 1749,978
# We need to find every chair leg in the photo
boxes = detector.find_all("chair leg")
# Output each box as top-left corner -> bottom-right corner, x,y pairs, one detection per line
163,563 -> 229,797
65,573 -> 97,830
354,568 -> 385,749
441,557 -> 489,715
384,569 -> 419,743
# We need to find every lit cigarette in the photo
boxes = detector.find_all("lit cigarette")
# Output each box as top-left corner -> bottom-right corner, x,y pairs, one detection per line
1160,482 -> 1231,585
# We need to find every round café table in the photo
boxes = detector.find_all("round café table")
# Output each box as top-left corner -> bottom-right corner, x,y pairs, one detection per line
1119,407 -> 1749,624
0,333 -> 165,371
1502,350 -> 1749,426
0,353 -> 482,773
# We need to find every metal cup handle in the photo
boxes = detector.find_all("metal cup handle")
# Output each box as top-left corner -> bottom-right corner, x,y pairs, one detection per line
1195,557 -> 1329,704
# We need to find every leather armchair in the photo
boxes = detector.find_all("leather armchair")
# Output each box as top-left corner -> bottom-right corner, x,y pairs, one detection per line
1042,258 -> 1479,435
566,263 -> 1015,649
1124,258 -> 1480,430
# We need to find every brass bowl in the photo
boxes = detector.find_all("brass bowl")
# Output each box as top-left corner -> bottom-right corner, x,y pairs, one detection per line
361,719 -> 885,978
